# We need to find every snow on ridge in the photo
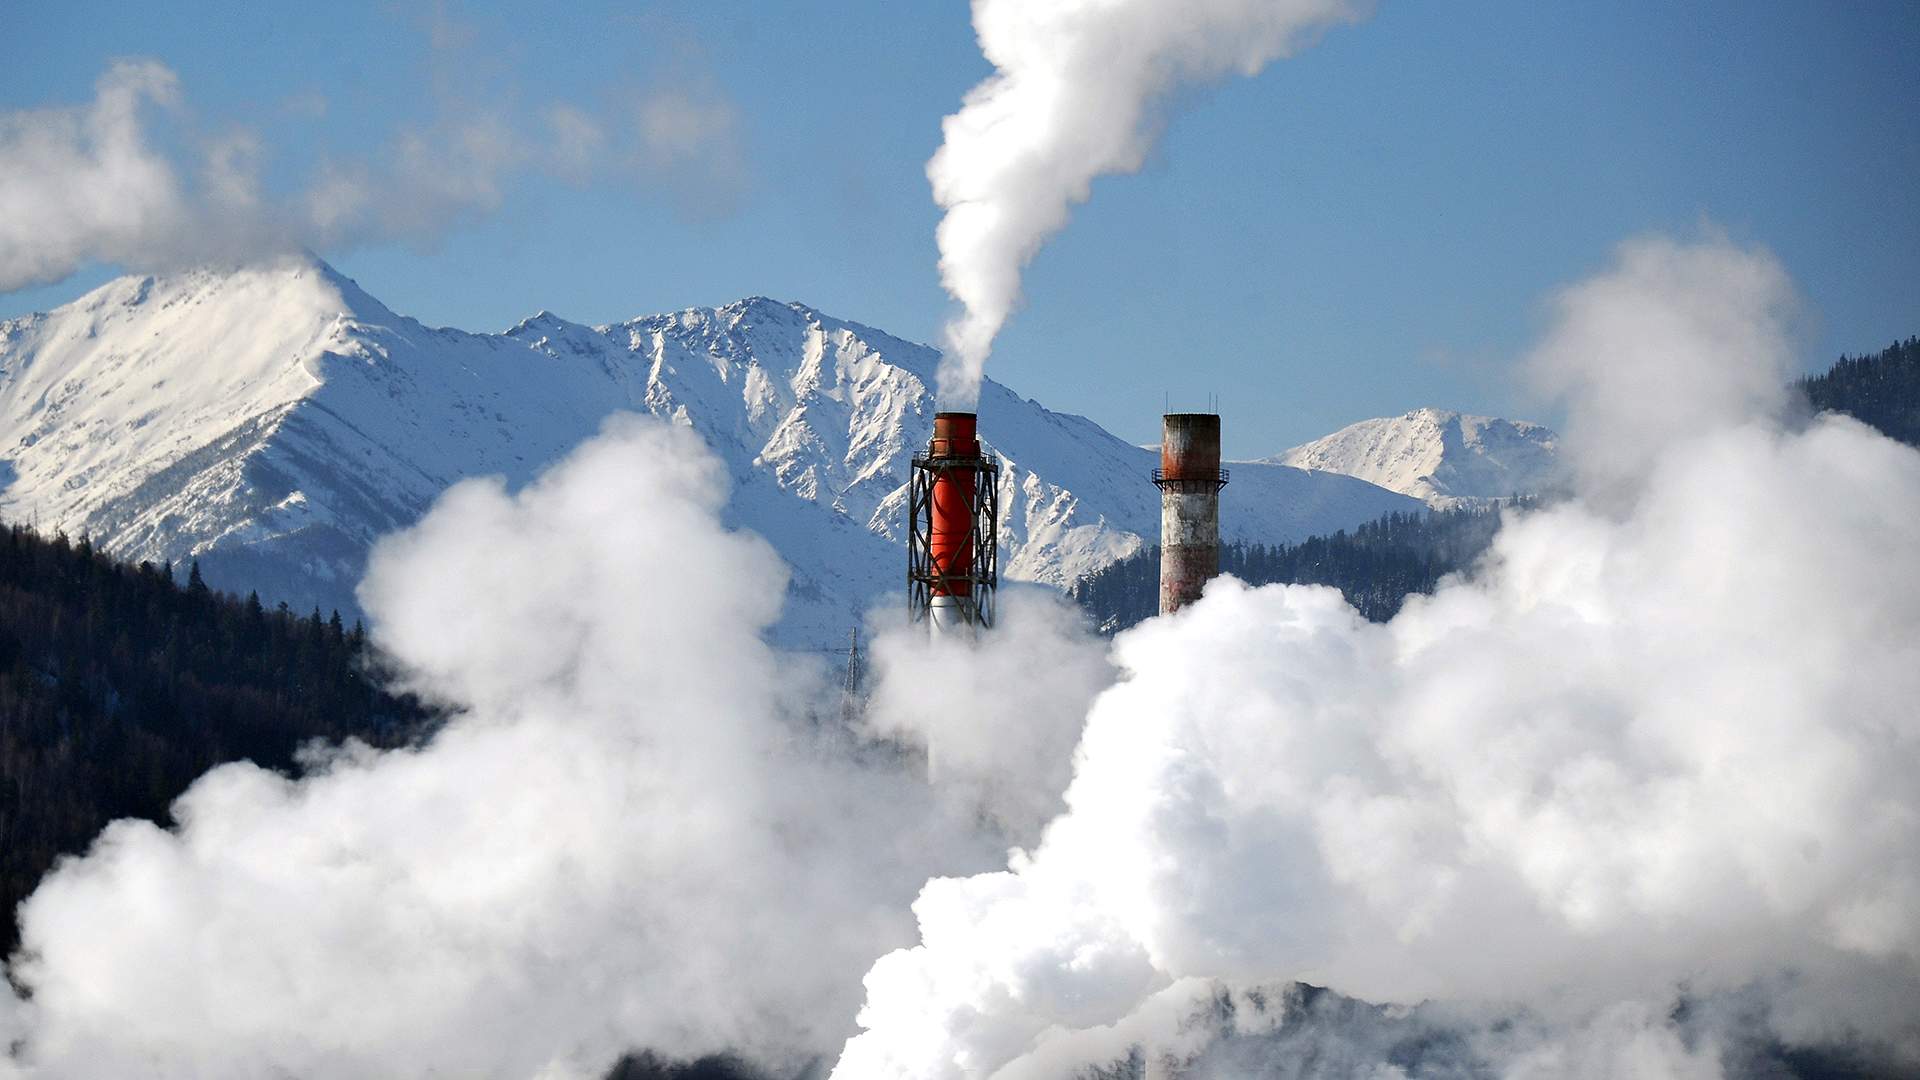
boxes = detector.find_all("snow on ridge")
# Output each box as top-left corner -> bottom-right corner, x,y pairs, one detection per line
1,258 -> 1425,643
1267,406 -> 1562,508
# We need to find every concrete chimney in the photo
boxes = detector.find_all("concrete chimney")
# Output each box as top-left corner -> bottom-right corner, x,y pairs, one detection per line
1153,413 -> 1227,614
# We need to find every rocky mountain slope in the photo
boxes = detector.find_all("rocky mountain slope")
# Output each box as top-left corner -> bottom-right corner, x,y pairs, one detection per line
0,257 -> 1424,643
1267,407 -> 1560,508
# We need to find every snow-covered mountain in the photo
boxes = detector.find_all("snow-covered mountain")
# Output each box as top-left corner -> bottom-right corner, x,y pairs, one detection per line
1266,407 -> 1561,508
0,256 -> 1423,643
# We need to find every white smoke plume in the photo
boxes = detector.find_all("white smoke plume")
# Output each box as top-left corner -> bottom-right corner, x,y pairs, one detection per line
831,234 -> 1920,1077
0,53 -> 746,294
1527,231 -> 1803,499
862,588 -> 1115,842
0,416 -> 1036,1078
928,0 -> 1368,405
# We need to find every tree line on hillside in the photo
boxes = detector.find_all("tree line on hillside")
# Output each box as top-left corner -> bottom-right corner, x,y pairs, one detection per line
1794,335 -> 1920,447
0,525 -> 432,958
1071,503 -> 1520,633
1076,337 -> 1920,635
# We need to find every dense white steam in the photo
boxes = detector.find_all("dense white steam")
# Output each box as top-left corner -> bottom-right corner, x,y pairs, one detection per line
4,233 -> 1914,1079
831,235 -> 1920,1077
862,589 -> 1115,842
928,0 -> 1367,404
0,416 -> 1065,1078
1527,232 -> 1803,497
0,56 -> 744,293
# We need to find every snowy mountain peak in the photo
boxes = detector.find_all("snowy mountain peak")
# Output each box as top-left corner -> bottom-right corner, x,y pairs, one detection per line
90,253 -> 390,325
2,263 -> 1425,643
1268,408 -> 1561,508
0,257 -> 416,541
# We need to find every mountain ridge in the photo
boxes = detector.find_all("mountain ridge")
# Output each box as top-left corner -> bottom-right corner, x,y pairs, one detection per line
1266,406 -> 1561,508
1,257 -> 1427,643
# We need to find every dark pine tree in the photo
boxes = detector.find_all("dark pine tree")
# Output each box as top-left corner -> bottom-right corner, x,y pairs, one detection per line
1794,336 -> 1920,447
1071,501 -> 1520,634
1075,336 -> 1920,635
0,524 -> 436,957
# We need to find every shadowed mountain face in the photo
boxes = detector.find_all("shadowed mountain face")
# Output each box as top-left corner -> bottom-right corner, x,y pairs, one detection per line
0,257 -> 1423,643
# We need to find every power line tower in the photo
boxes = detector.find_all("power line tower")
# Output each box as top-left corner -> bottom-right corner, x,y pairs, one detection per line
843,626 -> 863,698
836,626 -> 865,725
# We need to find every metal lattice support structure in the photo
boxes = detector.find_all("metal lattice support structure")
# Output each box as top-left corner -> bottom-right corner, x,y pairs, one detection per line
841,626 -> 865,724
907,413 -> 999,633
843,627 -> 863,696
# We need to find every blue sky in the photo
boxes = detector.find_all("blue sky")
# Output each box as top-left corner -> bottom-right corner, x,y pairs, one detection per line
4,1 -> 1916,455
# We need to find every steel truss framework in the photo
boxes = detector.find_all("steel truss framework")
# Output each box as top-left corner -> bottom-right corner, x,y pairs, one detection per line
906,453 -> 999,628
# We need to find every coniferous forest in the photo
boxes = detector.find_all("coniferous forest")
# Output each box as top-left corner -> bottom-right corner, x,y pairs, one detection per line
0,528 -> 431,957
1070,504 -> 1518,632
1795,336 -> 1920,447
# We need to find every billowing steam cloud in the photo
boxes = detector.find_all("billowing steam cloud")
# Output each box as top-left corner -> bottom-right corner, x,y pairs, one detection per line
0,54 -> 745,294
0,417 -> 1114,1078
831,234 -> 1920,1076
928,0 -> 1368,405
862,591 -> 1115,841
5,233 -> 1915,1079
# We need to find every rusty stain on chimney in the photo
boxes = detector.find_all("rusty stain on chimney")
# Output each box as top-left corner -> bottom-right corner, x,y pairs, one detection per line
1153,413 -> 1227,614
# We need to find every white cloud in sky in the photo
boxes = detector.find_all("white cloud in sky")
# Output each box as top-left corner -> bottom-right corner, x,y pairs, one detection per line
0,61 -> 195,292
0,54 -> 752,294
629,82 -> 750,218
547,103 -> 608,185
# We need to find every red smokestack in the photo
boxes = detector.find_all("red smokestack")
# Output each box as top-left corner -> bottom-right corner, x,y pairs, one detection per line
928,412 -> 979,599
908,412 -> 998,632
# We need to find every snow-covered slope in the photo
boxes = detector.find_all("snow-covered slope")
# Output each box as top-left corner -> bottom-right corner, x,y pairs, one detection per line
1266,407 -> 1561,508
0,257 -> 1423,643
